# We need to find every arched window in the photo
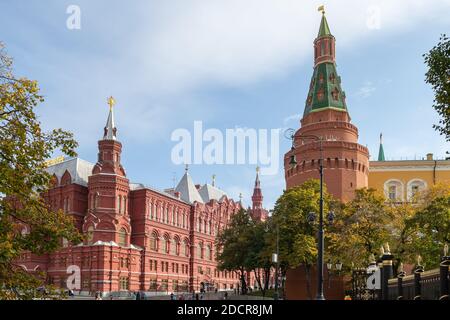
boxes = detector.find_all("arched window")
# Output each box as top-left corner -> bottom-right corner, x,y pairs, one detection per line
183,240 -> 189,257
384,179 -> 404,202
170,239 -> 177,255
117,196 -> 121,214
149,232 -> 158,251
172,208 -> 176,225
152,202 -> 156,220
206,244 -> 212,260
407,179 -> 427,201
87,226 -> 94,244
172,238 -> 180,255
197,242 -> 203,259
118,228 -> 127,247
162,236 -> 170,253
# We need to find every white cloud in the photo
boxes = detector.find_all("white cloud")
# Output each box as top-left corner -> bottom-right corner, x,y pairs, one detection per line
127,0 -> 450,95
283,113 -> 301,124
355,81 -> 376,98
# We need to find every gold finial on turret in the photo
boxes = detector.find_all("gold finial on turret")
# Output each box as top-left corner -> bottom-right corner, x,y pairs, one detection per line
417,255 -> 422,266
107,96 -> 116,110
384,242 -> 391,254
318,5 -> 325,15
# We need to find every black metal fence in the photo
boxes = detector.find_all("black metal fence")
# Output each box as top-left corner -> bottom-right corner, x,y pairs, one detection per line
388,269 -> 443,300
352,246 -> 449,300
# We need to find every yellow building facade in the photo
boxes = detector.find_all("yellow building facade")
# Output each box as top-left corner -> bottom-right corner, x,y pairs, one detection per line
368,153 -> 450,202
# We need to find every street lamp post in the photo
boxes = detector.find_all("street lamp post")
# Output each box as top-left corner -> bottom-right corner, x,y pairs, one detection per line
285,128 -> 328,300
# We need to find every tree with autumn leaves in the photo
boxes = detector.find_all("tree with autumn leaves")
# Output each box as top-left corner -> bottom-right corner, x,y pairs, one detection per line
0,43 -> 81,299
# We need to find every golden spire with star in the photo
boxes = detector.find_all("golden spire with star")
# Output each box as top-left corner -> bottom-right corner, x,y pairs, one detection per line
107,96 -> 116,110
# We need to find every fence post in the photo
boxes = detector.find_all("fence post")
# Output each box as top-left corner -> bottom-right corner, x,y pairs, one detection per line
377,258 -> 383,300
381,243 -> 393,300
397,263 -> 406,300
440,244 -> 449,300
413,256 -> 424,300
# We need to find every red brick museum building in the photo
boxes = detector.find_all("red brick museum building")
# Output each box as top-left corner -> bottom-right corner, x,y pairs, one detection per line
16,103 -> 269,295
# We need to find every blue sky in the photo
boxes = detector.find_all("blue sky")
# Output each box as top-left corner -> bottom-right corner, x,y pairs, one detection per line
1,0 -> 449,209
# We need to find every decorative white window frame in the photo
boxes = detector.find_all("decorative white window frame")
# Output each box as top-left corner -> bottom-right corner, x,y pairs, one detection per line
383,179 -> 404,202
406,179 -> 427,201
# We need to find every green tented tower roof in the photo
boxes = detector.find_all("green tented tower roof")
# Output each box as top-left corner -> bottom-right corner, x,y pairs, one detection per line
318,14 -> 332,37
303,63 -> 347,116
378,134 -> 386,161
303,13 -> 347,117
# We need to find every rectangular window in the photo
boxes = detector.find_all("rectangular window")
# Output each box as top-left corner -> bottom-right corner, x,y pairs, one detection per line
161,279 -> 168,291
172,280 -> 178,291
149,279 -> 157,290
388,186 -> 396,200
119,277 -> 129,291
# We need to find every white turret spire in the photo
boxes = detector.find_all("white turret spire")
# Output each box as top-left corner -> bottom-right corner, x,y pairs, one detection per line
103,96 -> 117,140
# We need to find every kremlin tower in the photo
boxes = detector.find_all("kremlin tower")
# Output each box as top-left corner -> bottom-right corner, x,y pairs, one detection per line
284,10 -> 369,202
250,167 -> 268,222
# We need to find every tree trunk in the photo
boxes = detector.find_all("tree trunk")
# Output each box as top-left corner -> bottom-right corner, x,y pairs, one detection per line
305,264 -> 313,300
240,271 -> 247,295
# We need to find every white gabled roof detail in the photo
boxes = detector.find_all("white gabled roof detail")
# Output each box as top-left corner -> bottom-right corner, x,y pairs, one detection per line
45,158 -> 94,187
175,172 -> 204,204
198,183 -> 228,203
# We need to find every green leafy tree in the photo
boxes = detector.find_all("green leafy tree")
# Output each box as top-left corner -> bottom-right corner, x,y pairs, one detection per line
406,184 -> 450,269
216,208 -> 253,294
328,188 -> 392,270
0,42 -> 81,299
245,220 -> 273,297
386,202 -> 418,273
271,179 -> 333,299
424,34 -> 450,142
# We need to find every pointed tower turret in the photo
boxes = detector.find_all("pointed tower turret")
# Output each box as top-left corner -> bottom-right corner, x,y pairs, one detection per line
250,167 -> 268,222
251,167 -> 263,210
103,96 -> 117,140
84,97 -> 131,246
284,8 -> 369,201
304,10 -> 347,118
378,133 -> 386,161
